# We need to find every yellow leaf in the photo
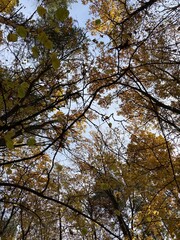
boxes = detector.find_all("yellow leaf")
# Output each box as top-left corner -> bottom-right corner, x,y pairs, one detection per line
146,216 -> 151,222
37,6 -> 46,17
0,0 -> 18,13
7,33 -> 18,42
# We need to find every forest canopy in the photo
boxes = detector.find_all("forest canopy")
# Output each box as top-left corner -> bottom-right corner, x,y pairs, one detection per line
0,0 -> 179,239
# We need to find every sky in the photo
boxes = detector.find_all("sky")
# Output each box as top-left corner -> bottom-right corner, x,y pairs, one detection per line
19,0 -> 90,28
70,1 -> 90,27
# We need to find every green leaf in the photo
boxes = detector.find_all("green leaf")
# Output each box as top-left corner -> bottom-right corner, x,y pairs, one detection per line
50,53 -> 60,69
81,228 -> 88,236
6,139 -> 14,149
37,6 -> 47,17
4,130 -> 15,139
52,58 -> 60,69
6,168 -> 12,174
4,163 -> 12,168
37,31 -> 53,50
108,122 -> 112,128
37,31 -> 48,43
32,46 -> 39,58
44,39 -> 53,49
4,130 -> 15,149
6,138 -> 14,149
27,137 -> 36,146
16,26 -> 28,38
114,210 -> 121,216
95,19 -> 101,25
54,27 -> 60,33
18,82 -> 29,98
55,8 -> 69,21
100,183 -> 110,190
7,33 -> 18,42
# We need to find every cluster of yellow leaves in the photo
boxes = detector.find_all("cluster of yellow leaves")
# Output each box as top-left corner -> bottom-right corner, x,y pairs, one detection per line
0,1 -> 18,44
127,131 -> 172,168
8,150 -> 51,189
71,129 -> 180,238
0,0 -> 17,13
83,0 -> 126,35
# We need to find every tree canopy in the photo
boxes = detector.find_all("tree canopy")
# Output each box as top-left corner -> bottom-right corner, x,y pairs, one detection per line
0,0 -> 179,239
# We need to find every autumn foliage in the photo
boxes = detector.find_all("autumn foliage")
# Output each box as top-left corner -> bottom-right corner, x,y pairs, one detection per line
0,0 -> 179,239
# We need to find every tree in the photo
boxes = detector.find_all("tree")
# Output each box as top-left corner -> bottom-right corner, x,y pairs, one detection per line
81,0 -> 180,194
0,0 -> 90,238
0,0 -> 179,239
69,129 -> 179,239
83,0 -> 179,129
0,0 -> 87,157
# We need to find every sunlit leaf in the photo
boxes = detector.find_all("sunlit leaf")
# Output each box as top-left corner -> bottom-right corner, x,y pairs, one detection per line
16,26 -> 28,38
0,0 -> 18,13
114,210 -> 121,216
7,33 -> 18,42
27,137 -> 36,146
55,8 -> 69,21
4,130 -> 15,149
18,82 -> 29,98
37,31 -> 48,43
37,6 -> 47,17
81,228 -> 88,236
50,53 -> 60,69
6,168 -> 12,174
44,39 -> 53,49
32,46 -> 39,58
